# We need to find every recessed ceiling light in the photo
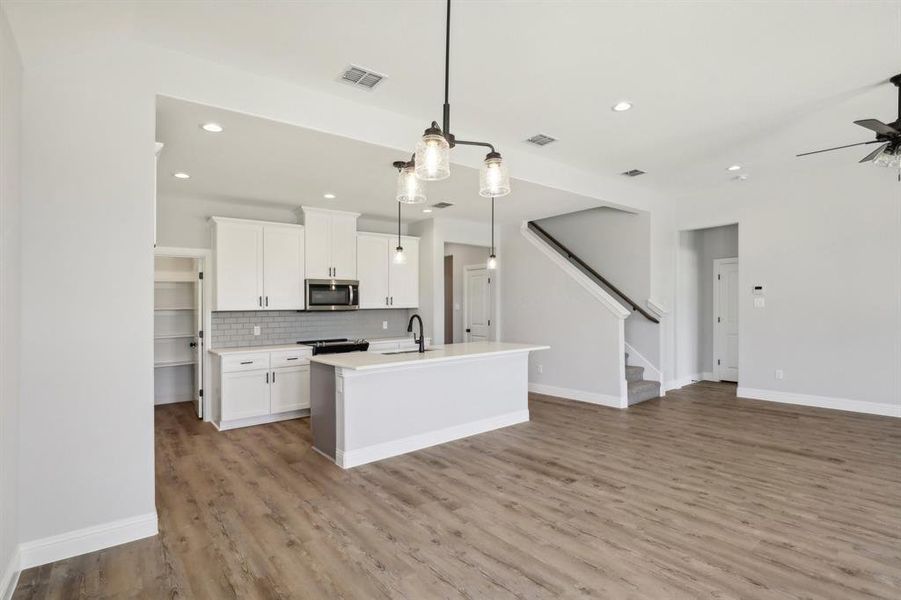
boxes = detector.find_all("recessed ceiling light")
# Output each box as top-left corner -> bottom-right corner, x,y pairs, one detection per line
422,208 -> 433,213
173,172 -> 190,179
612,101 -> 632,112
201,122 -> 223,133
323,193 -> 336,199
727,164 -> 742,171
734,174 -> 749,181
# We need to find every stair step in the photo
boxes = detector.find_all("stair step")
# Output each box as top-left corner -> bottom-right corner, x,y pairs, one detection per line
625,365 -> 644,382
627,379 -> 660,406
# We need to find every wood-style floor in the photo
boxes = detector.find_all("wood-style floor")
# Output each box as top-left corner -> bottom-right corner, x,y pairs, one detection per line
15,382 -> 901,599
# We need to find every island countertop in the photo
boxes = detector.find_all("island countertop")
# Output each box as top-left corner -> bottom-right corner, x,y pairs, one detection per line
309,341 -> 548,371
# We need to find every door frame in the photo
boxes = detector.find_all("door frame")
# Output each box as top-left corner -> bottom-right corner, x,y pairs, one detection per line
712,257 -> 738,382
154,246 -> 213,420
462,264 -> 494,342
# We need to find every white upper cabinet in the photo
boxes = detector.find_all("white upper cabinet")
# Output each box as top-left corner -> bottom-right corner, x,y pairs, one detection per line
301,207 -> 359,279
212,217 -> 305,311
390,236 -> 419,308
356,233 -> 419,309
212,219 -> 264,310
262,225 -> 305,310
357,234 -> 391,308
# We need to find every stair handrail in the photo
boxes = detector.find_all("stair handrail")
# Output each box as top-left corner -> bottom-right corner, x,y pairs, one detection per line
527,221 -> 660,324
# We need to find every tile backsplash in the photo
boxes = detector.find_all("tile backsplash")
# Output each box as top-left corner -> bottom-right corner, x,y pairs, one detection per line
211,309 -> 415,348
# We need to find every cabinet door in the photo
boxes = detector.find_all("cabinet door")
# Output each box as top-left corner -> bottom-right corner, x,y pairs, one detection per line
263,225 -> 304,309
389,237 -> 419,308
215,221 -> 264,310
221,370 -> 270,421
271,365 -> 310,413
304,210 -> 332,279
330,213 -> 358,279
356,234 -> 390,309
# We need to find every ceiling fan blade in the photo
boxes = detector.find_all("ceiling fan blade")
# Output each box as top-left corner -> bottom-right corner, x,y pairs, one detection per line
859,142 -> 890,163
853,119 -> 899,135
796,140 -> 882,157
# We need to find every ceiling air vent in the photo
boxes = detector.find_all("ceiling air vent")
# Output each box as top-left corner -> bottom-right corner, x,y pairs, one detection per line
339,65 -> 386,90
431,201 -> 454,209
621,169 -> 646,177
526,134 -> 557,146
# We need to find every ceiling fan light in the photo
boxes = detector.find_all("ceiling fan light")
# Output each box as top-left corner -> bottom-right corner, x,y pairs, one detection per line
874,146 -> 900,168
396,162 -> 426,204
479,152 -> 510,198
414,126 -> 451,181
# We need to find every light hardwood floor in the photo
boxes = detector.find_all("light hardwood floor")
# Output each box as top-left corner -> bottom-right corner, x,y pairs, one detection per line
14,382 -> 901,599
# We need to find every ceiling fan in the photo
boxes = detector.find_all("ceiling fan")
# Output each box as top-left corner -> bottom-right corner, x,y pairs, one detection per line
797,73 -> 901,176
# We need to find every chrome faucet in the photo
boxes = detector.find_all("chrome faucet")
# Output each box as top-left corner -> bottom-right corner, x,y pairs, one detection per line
407,314 -> 425,353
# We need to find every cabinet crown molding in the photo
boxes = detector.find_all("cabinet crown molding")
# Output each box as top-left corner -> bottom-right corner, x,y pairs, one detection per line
299,205 -> 362,218
209,216 -> 304,229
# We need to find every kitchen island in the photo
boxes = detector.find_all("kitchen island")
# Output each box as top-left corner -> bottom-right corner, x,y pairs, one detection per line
310,341 -> 548,468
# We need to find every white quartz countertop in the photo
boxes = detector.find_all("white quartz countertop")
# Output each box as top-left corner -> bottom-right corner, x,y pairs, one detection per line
309,341 -> 549,371
208,336 -> 423,356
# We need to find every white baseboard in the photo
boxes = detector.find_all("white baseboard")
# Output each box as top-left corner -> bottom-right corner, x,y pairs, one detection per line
338,409 -> 530,468
18,512 -> 158,570
1,547 -> 21,600
529,383 -> 627,409
737,387 -> 901,418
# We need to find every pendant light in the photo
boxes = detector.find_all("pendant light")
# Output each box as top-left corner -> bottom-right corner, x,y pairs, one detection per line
394,160 -> 426,204
487,196 -> 497,270
393,0 -> 510,197
393,201 -> 406,264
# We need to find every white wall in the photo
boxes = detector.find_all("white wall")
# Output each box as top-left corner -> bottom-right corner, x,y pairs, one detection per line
444,243 -> 490,343
677,161 -> 900,413
0,5 -> 22,587
501,224 -> 625,403
674,230 -> 701,386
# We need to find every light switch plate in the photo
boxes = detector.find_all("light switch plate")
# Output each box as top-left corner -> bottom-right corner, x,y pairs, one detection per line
382,321 -> 388,329
253,326 -> 261,336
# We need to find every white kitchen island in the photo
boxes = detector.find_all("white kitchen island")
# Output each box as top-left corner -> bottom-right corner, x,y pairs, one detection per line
310,342 -> 548,468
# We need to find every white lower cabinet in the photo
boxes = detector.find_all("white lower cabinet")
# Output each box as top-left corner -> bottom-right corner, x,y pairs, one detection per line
214,347 -> 312,430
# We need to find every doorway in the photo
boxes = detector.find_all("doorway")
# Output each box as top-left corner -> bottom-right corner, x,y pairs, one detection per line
153,247 -> 212,419
443,242 -> 493,343
464,265 -> 494,342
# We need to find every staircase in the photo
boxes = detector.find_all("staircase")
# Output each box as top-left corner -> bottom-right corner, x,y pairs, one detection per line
625,353 -> 661,405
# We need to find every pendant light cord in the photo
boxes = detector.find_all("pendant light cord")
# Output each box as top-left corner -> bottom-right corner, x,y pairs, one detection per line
442,0 -> 451,135
491,196 -> 495,254
397,201 -> 402,248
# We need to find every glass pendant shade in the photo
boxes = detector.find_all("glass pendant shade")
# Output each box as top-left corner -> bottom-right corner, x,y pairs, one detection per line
396,164 -> 426,204
487,254 -> 498,270
393,245 -> 407,264
479,152 -> 510,197
414,129 -> 451,181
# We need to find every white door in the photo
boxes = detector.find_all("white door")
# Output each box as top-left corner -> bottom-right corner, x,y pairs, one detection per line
389,237 -> 419,308
330,213 -> 358,279
263,225 -> 304,309
464,266 -> 492,342
270,365 -> 310,413
304,210 -> 332,279
193,263 -> 203,418
357,234 -> 390,308
215,221 -> 263,310
221,370 -> 270,421
714,258 -> 739,382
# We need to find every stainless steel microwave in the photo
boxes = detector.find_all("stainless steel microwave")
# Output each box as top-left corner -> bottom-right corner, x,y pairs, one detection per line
305,279 -> 359,311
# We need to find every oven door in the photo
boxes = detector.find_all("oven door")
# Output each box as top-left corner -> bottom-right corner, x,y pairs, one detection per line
305,280 -> 359,311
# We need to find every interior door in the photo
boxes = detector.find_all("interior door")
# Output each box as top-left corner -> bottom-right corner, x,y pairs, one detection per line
714,258 -> 739,381
263,225 -> 304,309
330,213 -> 358,279
464,266 -> 491,342
215,221 -> 263,310
356,234 -> 390,308
193,261 -> 203,419
389,237 -> 419,307
270,365 -> 310,413
304,211 -> 332,279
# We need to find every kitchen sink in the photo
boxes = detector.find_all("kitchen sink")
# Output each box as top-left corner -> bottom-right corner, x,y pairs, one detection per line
381,349 -> 436,355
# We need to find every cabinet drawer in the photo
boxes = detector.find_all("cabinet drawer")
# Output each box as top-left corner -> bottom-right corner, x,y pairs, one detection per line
271,349 -> 311,368
221,353 -> 270,373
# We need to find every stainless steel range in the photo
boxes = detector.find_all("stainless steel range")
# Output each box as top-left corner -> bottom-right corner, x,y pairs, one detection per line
298,338 -> 369,355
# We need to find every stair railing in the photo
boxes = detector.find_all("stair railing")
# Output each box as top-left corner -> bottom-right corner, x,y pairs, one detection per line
527,221 -> 660,324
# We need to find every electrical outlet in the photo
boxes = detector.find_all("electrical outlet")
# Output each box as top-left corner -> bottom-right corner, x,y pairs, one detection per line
253,326 -> 261,336
537,364 -> 543,374
382,321 -> 388,330
775,369 -> 784,380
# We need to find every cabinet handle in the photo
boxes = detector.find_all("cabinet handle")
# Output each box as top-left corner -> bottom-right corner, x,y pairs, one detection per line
385,296 -> 389,306
265,296 -> 269,307
286,357 -> 299,361
390,296 -> 393,305
240,361 -> 253,365
266,372 -> 269,384
258,296 -> 262,307
272,371 -> 276,383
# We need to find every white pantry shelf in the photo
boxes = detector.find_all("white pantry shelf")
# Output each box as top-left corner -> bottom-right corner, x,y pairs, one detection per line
154,307 -> 196,312
154,360 -> 197,369
154,333 -> 195,340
